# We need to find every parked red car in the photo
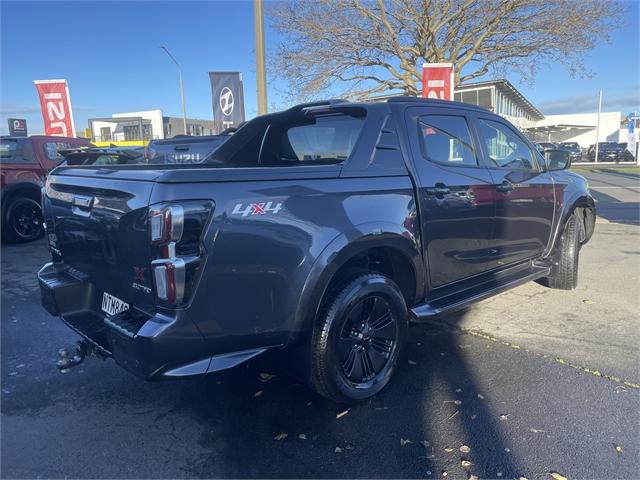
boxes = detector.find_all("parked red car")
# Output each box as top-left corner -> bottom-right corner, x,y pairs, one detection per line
1,135 -> 93,243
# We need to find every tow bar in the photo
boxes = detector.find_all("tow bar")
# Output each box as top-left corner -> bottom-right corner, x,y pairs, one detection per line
56,340 -> 92,371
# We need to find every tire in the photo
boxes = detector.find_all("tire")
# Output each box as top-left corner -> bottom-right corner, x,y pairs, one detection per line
309,273 -> 408,403
3,197 -> 44,243
542,212 -> 583,290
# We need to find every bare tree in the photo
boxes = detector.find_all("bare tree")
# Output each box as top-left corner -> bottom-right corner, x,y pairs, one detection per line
269,0 -> 626,100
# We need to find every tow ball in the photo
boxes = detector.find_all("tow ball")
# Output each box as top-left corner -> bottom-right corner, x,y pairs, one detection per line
56,341 -> 89,371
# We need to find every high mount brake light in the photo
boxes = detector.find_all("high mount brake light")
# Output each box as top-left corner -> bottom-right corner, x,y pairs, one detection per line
148,201 -> 212,307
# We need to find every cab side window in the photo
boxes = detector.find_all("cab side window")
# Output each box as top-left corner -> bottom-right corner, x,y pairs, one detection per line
418,115 -> 477,167
44,142 -> 72,163
477,119 -> 537,171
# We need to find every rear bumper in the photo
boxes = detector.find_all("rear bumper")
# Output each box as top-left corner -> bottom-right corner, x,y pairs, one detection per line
38,262 -> 267,379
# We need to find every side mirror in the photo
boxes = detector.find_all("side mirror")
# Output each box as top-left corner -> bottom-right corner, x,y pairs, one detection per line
545,149 -> 571,171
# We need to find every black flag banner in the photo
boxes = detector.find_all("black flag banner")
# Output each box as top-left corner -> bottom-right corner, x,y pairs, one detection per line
209,72 -> 246,133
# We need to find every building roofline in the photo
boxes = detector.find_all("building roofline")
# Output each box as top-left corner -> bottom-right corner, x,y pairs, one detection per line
457,79 -> 545,121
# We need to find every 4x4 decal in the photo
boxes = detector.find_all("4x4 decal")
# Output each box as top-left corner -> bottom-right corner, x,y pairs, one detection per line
231,201 -> 283,217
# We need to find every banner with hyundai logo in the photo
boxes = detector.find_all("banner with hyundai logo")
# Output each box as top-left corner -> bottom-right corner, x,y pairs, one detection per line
209,72 -> 245,133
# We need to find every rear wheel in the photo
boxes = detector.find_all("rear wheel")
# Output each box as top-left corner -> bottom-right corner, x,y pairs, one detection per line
541,212 -> 583,290
3,197 -> 44,243
309,273 -> 407,403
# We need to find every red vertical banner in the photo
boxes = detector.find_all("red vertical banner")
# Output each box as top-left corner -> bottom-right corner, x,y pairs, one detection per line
33,79 -> 76,137
421,63 -> 454,100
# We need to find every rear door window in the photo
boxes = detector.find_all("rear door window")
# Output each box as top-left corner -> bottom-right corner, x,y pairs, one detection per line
417,115 -> 477,167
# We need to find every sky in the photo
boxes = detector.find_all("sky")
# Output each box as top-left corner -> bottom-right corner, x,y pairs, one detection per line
1,0 -> 639,135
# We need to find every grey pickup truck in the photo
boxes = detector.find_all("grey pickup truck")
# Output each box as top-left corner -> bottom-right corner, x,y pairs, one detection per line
38,98 -> 595,403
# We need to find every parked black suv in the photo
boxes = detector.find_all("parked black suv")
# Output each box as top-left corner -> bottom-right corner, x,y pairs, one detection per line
558,142 -> 582,162
587,142 -> 624,162
38,98 -> 595,403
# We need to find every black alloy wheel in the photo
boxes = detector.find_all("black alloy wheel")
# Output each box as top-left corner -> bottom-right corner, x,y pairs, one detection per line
338,295 -> 398,386
309,273 -> 408,403
6,198 -> 44,243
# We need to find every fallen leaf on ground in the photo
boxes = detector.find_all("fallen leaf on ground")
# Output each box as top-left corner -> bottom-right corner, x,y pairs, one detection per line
530,428 -> 546,433
459,445 -> 471,453
461,460 -> 472,468
615,445 -> 623,454
408,359 -> 417,365
505,448 -> 511,453
420,440 -> 430,448
441,471 -> 448,477
468,475 -> 479,480
444,447 -> 454,453
453,399 -> 462,405
582,299 -> 595,304
470,414 -> 477,420
519,477 -> 529,480
455,388 -> 462,393
273,432 -> 288,441
253,390 -> 263,397
336,408 -> 350,419
298,433 -> 307,440
259,373 -> 274,382
334,446 -> 344,453
549,473 -> 568,480
499,414 -> 509,420
477,394 -> 485,400
497,473 -> 503,478
306,401 -> 312,406
400,438 -> 412,447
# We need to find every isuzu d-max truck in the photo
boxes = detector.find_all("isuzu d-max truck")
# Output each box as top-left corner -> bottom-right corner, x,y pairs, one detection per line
38,98 -> 595,403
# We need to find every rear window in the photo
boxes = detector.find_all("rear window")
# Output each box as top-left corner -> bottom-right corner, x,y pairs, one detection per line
0,139 -> 18,161
209,109 -> 366,167
284,115 -> 363,163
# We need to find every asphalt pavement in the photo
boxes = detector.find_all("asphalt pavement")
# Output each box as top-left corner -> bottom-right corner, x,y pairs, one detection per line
1,168 -> 639,479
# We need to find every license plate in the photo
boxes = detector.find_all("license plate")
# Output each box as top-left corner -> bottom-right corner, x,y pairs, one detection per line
101,292 -> 129,316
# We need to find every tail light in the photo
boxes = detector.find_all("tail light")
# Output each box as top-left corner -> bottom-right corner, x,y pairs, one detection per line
148,201 -> 213,307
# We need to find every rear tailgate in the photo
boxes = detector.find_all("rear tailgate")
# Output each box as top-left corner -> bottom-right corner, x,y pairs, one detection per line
44,168 -> 162,315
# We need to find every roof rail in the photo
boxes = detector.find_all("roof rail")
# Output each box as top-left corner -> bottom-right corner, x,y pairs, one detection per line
386,96 -> 492,112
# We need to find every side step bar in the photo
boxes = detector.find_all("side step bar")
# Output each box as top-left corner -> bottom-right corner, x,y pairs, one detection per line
411,264 -> 551,320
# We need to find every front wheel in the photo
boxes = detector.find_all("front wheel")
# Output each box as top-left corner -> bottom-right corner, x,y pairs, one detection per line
309,273 -> 408,403
3,197 -> 44,243
541,212 -> 583,290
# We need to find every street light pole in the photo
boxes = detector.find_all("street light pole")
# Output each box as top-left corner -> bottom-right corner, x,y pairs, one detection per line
160,45 -> 188,135
594,89 -> 602,163
254,0 -> 268,115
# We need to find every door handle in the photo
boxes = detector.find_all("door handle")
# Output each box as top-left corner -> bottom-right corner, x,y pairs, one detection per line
495,181 -> 514,193
425,183 -> 451,196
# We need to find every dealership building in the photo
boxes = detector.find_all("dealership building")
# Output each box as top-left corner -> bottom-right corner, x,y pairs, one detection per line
88,110 -> 216,143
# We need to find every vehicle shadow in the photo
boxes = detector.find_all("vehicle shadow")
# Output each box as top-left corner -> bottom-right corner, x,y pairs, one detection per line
589,189 -> 640,225
176,309 -> 523,479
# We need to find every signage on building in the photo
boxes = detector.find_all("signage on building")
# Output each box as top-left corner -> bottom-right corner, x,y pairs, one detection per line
421,63 -> 454,100
209,72 -> 246,133
33,79 -> 76,137
8,118 -> 28,137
